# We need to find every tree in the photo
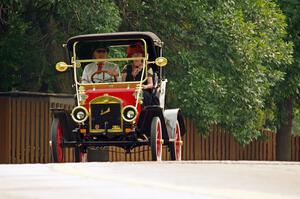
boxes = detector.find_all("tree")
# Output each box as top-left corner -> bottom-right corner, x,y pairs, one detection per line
116,0 -> 292,144
271,0 -> 300,160
0,0 -> 121,92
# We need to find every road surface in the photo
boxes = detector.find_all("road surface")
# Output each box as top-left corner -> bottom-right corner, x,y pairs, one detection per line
0,161 -> 299,199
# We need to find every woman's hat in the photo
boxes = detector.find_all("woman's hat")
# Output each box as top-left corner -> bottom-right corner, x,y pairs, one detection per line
127,42 -> 144,57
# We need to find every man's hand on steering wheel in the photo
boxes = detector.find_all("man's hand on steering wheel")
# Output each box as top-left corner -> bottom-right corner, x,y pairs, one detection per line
91,70 -> 117,83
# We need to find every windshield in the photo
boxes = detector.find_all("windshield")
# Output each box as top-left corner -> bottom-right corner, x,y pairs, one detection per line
73,39 -> 148,85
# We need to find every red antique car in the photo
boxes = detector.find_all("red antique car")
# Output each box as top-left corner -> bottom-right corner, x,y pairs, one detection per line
50,32 -> 185,162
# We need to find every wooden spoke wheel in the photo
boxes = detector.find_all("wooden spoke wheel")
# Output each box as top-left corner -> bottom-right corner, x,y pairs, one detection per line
50,118 -> 64,163
151,117 -> 163,161
170,121 -> 182,161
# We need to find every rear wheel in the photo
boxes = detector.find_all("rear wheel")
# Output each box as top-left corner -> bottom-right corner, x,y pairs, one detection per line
151,117 -> 163,161
50,118 -> 64,163
170,121 -> 182,161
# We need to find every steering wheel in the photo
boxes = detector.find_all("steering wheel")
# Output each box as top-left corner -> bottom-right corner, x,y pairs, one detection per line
91,70 -> 116,83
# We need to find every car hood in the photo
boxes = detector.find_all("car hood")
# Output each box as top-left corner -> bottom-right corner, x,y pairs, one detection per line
82,87 -> 140,110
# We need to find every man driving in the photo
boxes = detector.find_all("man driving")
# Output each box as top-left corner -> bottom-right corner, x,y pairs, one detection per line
81,46 -> 120,83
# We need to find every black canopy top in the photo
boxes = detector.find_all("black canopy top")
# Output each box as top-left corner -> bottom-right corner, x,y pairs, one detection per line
67,32 -> 163,48
66,32 -> 163,59
66,32 -> 164,72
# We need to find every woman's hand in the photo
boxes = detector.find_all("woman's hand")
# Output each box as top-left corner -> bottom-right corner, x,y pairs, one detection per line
142,84 -> 147,90
107,69 -> 119,77
142,75 -> 154,90
142,84 -> 153,90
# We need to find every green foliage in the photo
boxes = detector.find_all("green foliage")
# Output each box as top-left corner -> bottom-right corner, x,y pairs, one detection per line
272,0 -> 300,124
117,0 -> 292,144
263,1 -> 300,156
56,0 -> 121,34
292,109 -> 300,135
0,3 -> 42,91
0,0 -> 121,92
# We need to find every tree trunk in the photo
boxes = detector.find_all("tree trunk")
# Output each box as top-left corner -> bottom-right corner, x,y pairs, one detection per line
276,97 -> 294,161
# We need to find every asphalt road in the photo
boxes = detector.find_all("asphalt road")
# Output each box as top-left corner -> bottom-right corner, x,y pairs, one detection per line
0,161 -> 299,199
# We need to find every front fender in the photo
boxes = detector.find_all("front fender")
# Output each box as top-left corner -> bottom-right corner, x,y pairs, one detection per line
137,106 -> 169,141
163,109 -> 186,139
51,108 -> 77,141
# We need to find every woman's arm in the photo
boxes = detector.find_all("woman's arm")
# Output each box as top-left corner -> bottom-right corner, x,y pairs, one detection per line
143,75 -> 153,90
121,64 -> 130,81
122,72 -> 127,82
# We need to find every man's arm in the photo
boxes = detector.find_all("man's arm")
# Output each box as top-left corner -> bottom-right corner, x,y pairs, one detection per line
81,65 -> 89,83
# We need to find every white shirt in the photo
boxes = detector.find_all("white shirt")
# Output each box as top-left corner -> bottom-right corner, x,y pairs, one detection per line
81,62 -> 120,83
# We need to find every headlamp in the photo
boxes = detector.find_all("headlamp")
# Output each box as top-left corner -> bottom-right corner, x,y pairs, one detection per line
71,106 -> 88,123
76,111 -> 85,120
122,105 -> 137,122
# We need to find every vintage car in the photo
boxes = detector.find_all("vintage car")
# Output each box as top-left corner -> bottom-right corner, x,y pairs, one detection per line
50,32 -> 186,162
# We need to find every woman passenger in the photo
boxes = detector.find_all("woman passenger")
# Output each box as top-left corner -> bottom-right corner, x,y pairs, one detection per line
122,44 -> 155,107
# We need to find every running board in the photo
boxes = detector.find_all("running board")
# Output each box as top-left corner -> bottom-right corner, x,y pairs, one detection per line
62,140 -> 150,147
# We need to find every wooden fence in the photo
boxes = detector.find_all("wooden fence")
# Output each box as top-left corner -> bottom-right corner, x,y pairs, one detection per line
0,91 -> 299,163
107,122 -> 300,161
0,91 -> 75,163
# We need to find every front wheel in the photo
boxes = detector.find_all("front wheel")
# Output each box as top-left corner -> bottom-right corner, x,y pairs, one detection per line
150,117 -> 163,161
50,118 -> 64,163
170,121 -> 182,161
75,147 -> 88,162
